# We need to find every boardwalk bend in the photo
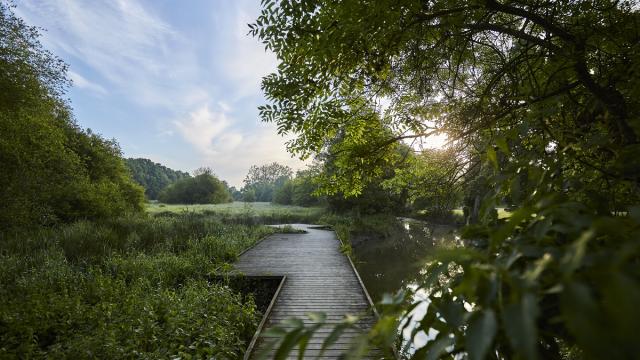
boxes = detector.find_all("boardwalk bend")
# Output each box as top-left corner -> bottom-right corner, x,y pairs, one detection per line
234,224 -> 380,359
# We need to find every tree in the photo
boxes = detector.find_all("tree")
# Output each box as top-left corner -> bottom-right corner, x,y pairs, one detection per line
242,188 -> 256,202
242,162 -> 293,202
252,0 -> 640,358
0,3 -> 144,228
272,180 -> 294,205
158,172 -> 231,205
290,168 -> 323,207
385,147 -> 465,219
125,158 -> 190,200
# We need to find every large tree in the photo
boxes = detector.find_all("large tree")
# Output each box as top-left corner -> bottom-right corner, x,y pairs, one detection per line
242,162 -> 293,202
0,3 -> 144,228
252,0 -> 640,358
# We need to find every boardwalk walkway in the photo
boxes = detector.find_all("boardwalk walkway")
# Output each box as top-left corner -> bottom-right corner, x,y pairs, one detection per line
234,224 -> 379,359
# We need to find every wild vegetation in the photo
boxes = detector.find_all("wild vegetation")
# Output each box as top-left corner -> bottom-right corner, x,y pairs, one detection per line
125,158 -> 190,200
0,214 -> 275,358
0,4 -> 291,359
159,168 -> 232,205
4,0 -> 639,358
251,0 -> 640,358
0,3 -> 144,229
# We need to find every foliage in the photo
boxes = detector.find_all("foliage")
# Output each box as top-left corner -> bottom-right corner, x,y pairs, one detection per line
252,0 -> 640,358
0,3 -> 144,228
272,167 -> 324,207
125,158 -> 190,200
0,214 -> 275,358
385,147 -> 464,220
158,171 -> 232,205
243,162 -> 293,202
243,188 -> 257,202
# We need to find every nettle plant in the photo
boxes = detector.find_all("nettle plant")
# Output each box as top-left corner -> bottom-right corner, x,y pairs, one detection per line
250,0 -> 640,358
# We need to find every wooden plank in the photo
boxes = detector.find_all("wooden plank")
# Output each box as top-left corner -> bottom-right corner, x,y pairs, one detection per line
234,224 -> 381,359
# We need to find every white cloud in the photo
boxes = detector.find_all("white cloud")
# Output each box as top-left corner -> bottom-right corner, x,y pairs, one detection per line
174,103 -> 305,186
206,125 -> 306,187
16,0 -> 202,109
174,104 -> 234,156
68,70 -> 107,95
221,6 -> 279,99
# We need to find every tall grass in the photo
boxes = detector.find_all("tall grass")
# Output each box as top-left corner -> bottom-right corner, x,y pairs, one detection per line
0,213 -> 275,359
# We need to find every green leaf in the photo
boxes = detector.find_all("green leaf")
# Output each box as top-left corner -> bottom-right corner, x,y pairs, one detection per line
495,137 -> 510,155
426,334 -> 455,360
274,328 -> 304,360
320,322 -> 354,355
560,282 -> 600,355
345,334 -> 369,360
466,310 -> 497,360
487,148 -> 498,169
561,229 -> 594,275
503,294 -> 539,360
489,206 -> 534,248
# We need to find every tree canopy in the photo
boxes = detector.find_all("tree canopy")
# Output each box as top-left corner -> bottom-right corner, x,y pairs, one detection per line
158,169 -> 232,205
125,158 -> 190,200
0,3 -> 144,228
242,162 -> 293,202
252,0 -> 640,358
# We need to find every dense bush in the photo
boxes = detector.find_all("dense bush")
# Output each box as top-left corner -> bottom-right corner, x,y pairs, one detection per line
0,214 -> 275,358
0,4 -> 144,228
159,173 -> 232,204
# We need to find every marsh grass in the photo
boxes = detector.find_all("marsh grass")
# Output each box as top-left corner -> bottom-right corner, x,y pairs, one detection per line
147,201 -> 325,224
0,213 -> 276,358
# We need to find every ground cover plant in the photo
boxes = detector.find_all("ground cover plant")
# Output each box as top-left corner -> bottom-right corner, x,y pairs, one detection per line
0,213 -> 276,359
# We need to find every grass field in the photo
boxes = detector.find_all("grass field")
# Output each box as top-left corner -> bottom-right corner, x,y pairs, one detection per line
147,201 -> 326,224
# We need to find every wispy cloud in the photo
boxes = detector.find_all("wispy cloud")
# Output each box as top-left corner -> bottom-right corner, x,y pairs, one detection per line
68,70 -> 107,95
174,103 -> 304,186
16,0 -> 201,109
15,0 -> 304,186
220,6 -> 278,100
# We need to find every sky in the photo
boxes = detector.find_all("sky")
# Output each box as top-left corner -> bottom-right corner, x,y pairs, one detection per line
14,0 -> 305,187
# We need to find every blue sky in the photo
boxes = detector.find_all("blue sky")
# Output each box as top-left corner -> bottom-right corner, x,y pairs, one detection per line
15,0 -> 305,187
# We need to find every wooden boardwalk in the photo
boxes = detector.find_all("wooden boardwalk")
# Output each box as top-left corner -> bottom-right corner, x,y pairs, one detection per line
234,224 -> 380,359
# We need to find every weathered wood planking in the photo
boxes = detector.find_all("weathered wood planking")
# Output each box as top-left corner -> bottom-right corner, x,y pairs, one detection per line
234,224 -> 381,359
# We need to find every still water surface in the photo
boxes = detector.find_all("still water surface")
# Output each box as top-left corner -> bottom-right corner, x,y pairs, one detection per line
350,218 -> 460,352
350,217 -> 460,302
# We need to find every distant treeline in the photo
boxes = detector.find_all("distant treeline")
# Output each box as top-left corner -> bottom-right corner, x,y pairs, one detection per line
125,158 -> 190,200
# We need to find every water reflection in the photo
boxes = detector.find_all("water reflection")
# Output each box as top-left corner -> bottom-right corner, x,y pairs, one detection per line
350,218 -> 460,354
350,217 -> 459,302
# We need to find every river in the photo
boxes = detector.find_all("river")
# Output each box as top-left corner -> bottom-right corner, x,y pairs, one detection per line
350,217 -> 461,353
